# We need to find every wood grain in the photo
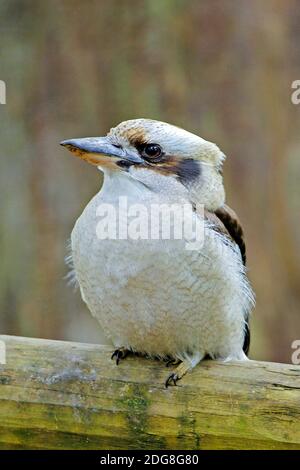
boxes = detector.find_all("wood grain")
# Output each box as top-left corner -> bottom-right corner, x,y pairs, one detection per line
0,335 -> 299,450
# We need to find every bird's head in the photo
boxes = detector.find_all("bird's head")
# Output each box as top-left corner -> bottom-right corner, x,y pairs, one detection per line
61,119 -> 226,210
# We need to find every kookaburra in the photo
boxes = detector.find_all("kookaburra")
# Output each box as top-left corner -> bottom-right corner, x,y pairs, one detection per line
61,119 -> 255,386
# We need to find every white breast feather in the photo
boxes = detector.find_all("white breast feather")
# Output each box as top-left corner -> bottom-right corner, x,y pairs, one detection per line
70,171 -> 255,364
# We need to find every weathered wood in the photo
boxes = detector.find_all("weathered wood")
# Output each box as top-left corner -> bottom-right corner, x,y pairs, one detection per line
0,335 -> 299,450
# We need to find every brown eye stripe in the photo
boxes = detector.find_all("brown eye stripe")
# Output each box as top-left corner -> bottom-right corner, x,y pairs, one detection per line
137,155 -> 201,184
124,127 -> 201,184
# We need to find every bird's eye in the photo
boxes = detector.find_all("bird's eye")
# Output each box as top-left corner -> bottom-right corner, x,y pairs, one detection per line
143,143 -> 162,161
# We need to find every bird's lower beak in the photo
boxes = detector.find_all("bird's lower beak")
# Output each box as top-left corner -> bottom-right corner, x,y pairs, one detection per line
60,137 -> 143,168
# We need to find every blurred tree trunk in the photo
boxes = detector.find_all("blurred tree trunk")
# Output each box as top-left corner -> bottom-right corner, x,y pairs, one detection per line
0,0 -> 300,361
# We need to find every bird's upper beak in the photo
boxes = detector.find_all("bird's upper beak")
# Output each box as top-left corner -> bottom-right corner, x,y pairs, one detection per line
60,136 -> 143,168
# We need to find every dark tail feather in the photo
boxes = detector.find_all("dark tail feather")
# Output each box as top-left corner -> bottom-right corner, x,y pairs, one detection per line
243,322 -> 250,356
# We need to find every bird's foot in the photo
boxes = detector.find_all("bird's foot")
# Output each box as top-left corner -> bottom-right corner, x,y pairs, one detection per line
111,347 -> 130,365
165,360 -> 191,388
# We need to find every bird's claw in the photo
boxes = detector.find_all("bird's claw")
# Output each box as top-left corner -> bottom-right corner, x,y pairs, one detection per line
111,347 -> 130,365
165,359 -> 191,387
165,372 -> 179,388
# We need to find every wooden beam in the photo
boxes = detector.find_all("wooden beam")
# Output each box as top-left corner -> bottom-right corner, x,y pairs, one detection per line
0,335 -> 299,450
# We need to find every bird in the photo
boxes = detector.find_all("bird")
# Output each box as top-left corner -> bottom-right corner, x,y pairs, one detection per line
61,119 -> 255,387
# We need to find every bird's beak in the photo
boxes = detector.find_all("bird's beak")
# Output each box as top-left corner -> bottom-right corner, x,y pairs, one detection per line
60,136 -> 143,168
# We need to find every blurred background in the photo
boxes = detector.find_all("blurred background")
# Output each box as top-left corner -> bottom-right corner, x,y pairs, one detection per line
0,0 -> 299,362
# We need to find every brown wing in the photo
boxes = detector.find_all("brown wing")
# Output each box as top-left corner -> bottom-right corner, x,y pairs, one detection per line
204,205 -> 250,355
214,204 -> 246,265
